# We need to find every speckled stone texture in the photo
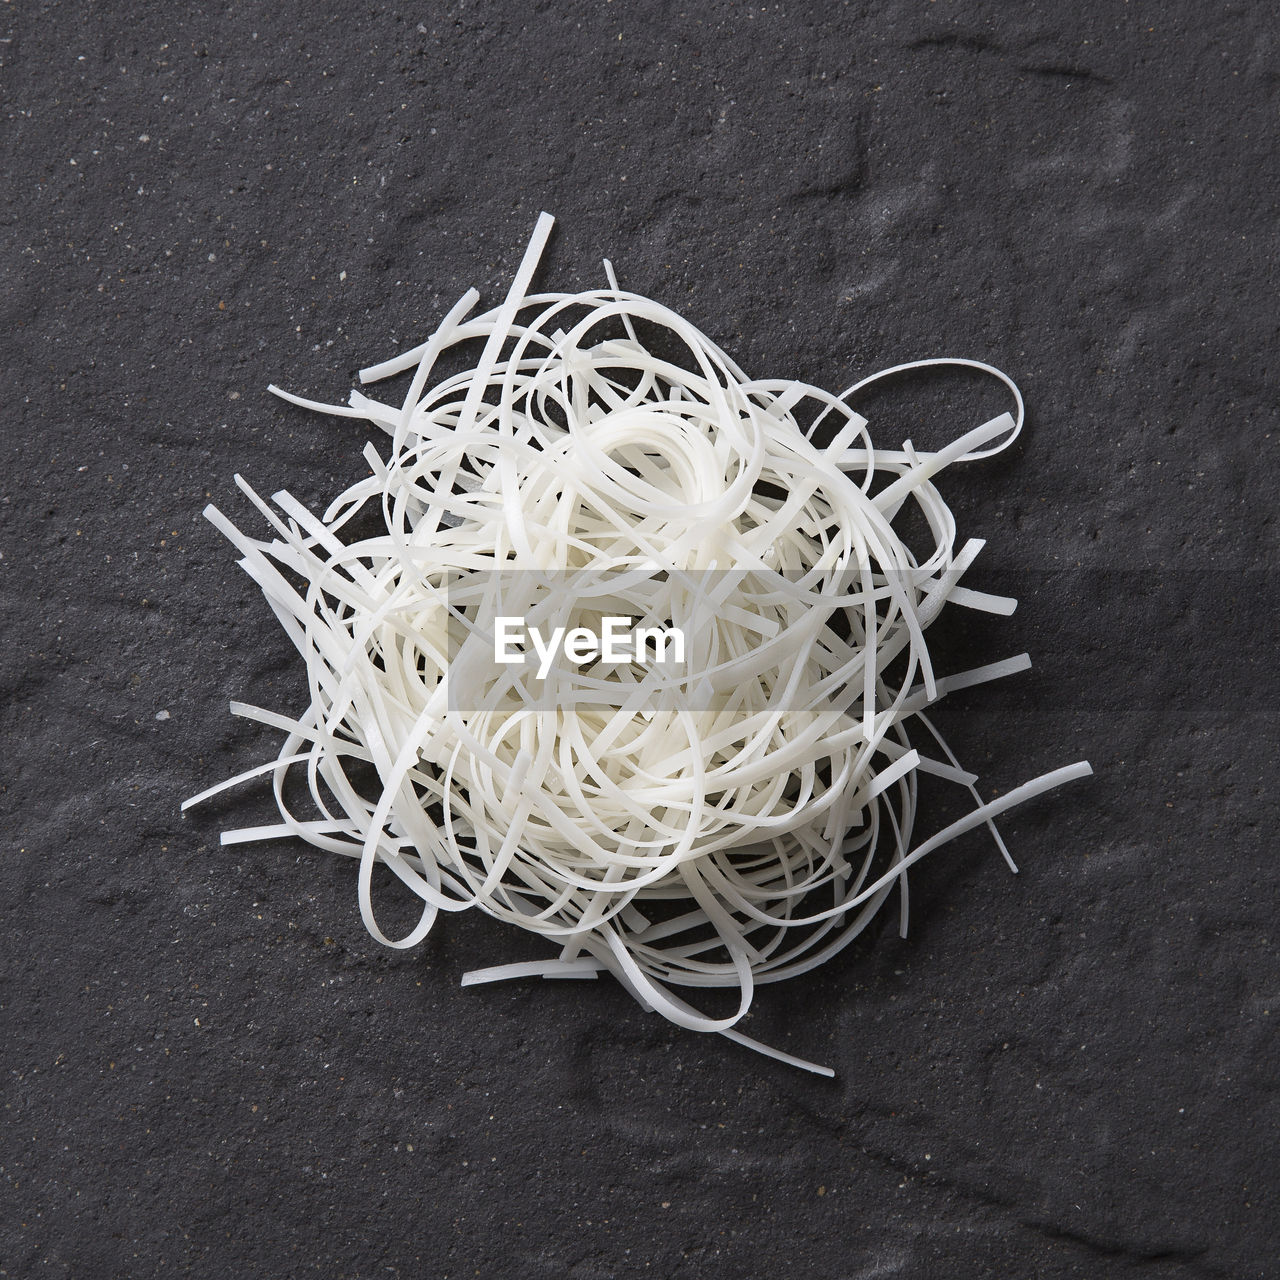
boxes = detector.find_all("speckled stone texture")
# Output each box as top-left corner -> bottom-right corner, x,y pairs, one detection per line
2,2 -> 1276,1277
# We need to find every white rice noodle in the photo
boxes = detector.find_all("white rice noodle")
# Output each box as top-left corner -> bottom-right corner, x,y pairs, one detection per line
186,213 -> 1091,1076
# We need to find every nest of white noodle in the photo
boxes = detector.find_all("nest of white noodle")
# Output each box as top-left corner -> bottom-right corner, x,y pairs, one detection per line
185,213 -> 1090,1076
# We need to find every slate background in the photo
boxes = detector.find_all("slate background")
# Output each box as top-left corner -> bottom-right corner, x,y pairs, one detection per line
2,2 -> 1276,1277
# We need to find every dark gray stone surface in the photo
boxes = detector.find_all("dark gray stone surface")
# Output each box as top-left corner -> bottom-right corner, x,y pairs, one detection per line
2,2 -> 1276,1276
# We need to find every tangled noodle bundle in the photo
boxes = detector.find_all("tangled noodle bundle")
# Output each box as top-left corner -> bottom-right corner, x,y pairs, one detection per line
186,214 -> 1090,1075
